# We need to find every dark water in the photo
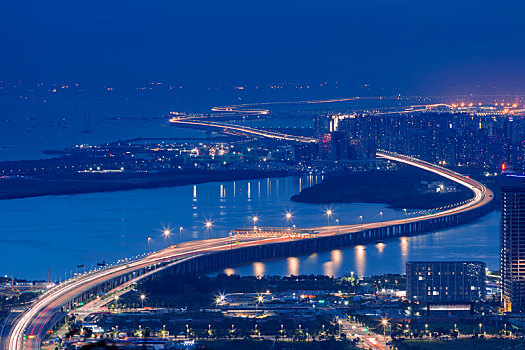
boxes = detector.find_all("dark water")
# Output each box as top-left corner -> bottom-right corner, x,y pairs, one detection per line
0,90 -> 428,161
0,175 -> 499,281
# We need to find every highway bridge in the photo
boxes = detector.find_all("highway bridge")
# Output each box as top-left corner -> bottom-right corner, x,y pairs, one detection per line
4,151 -> 493,349
168,116 -> 317,143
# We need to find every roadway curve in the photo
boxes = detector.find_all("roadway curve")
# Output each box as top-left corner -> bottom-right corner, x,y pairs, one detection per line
5,152 -> 493,349
168,117 -> 317,143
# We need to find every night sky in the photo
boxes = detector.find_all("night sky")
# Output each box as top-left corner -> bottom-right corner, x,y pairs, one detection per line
1,0 -> 524,93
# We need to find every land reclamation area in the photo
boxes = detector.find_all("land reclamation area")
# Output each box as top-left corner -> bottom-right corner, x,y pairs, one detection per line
291,166 -> 478,209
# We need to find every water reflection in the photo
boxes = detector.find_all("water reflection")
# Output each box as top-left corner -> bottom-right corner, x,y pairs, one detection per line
400,236 -> 408,255
253,262 -> 265,277
332,249 -> 342,267
217,211 -> 499,278
224,268 -> 235,276
354,245 -> 366,277
0,174 -> 499,280
287,257 -> 299,276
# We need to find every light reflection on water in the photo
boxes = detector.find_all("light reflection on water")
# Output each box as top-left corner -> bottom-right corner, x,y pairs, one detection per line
0,175 -> 500,280
218,211 -> 499,278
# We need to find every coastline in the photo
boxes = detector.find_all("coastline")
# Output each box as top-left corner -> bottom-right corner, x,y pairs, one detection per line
291,168 -> 475,209
0,169 -> 287,200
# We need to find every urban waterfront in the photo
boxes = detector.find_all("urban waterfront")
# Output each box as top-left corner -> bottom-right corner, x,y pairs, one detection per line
0,175 -> 498,281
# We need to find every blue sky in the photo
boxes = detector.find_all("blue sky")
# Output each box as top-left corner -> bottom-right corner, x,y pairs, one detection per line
1,0 -> 524,93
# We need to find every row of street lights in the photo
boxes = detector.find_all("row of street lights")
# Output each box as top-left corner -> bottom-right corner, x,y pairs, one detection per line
113,293 -> 147,310
154,208 -> 400,250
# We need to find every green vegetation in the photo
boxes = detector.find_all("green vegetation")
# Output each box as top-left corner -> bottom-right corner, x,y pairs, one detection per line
94,311 -> 339,342
291,167 -> 473,209
123,274 -> 359,308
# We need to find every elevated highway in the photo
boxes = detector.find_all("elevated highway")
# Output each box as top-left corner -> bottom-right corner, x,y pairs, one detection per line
168,116 -> 317,143
5,152 -> 493,349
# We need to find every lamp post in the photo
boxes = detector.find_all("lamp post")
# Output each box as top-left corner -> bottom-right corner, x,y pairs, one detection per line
252,216 -> 258,230
285,212 -> 292,228
326,209 -> 333,226
163,229 -> 171,248
147,237 -> 151,252
140,294 -> 145,309
205,220 -> 212,239
256,295 -> 264,312
381,319 -> 388,339
179,226 -> 183,243
359,215 -> 363,230
336,219 -> 339,234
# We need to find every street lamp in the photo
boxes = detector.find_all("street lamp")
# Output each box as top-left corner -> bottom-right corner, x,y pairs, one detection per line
325,209 -> 333,226
140,294 -> 145,309
381,319 -> 388,338
256,294 -> 264,312
114,295 -> 119,311
179,226 -> 183,243
359,215 -> 363,230
285,212 -> 293,227
336,219 -> 339,234
147,237 -> 151,252
205,220 -> 212,239
163,229 -> 171,248
252,216 -> 258,229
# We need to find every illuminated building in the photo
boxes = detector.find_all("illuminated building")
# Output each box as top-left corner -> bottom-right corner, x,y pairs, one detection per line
501,175 -> 525,312
406,261 -> 486,305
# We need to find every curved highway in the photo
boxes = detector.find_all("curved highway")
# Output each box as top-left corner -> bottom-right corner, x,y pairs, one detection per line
5,151 -> 493,349
168,116 -> 317,143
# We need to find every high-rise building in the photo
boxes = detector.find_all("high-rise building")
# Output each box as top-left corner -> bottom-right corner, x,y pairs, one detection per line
406,261 -> 486,304
501,175 -> 525,312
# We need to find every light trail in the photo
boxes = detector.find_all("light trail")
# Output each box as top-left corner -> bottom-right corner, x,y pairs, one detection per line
6,152 -> 493,349
168,117 -> 317,143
